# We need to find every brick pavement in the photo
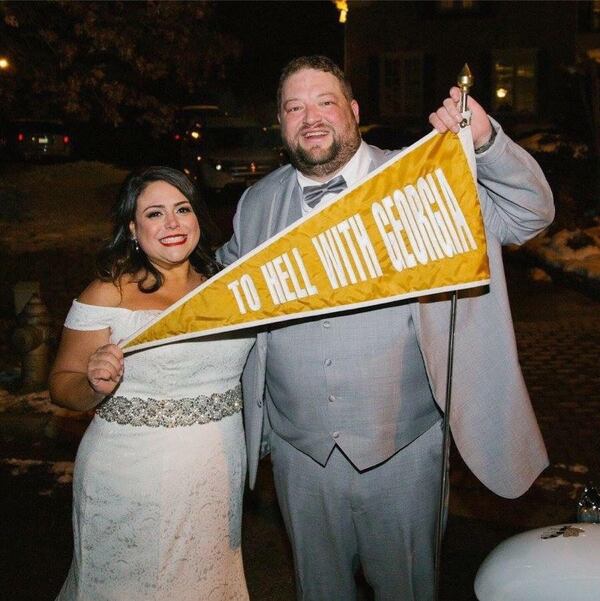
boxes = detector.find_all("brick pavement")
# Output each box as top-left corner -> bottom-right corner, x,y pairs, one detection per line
516,318 -> 600,474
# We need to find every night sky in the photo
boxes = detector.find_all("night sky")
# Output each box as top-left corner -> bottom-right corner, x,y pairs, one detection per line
214,1 -> 344,118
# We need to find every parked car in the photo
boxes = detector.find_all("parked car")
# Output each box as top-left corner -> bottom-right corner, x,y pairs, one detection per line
179,114 -> 283,193
172,105 -> 223,143
0,119 -> 73,161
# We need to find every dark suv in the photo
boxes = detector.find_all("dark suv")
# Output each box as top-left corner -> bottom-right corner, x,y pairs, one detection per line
176,108 -> 283,193
0,119 -> 73,161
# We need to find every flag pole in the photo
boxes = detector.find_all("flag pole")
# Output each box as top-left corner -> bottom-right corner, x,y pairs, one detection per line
433,63 -> 473,601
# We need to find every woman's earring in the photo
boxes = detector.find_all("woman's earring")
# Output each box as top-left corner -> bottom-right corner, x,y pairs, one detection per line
132,237 -> 139,252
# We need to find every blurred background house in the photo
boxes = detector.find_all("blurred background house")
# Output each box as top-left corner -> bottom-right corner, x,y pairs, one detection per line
344,0 -> 600,152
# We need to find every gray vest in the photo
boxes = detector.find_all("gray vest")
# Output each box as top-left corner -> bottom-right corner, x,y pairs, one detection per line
265,298 -> 441,471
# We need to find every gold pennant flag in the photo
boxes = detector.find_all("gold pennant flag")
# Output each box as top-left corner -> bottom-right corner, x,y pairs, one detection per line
123,129 -> 489,353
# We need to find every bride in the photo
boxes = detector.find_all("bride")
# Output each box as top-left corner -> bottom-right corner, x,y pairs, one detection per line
49,166 -> 254,600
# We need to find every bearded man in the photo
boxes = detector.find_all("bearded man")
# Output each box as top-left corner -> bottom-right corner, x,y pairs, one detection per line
218,55 -> 553,601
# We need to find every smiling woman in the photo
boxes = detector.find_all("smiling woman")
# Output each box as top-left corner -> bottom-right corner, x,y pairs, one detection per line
129,180 -> 201,282
47,165 -> 256,601
96,166 -> 221,296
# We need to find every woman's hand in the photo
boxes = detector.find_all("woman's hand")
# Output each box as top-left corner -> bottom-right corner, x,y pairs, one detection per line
87,343 -> 124,395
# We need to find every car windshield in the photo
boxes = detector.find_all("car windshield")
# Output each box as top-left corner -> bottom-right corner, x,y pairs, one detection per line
193,126 -> 278,151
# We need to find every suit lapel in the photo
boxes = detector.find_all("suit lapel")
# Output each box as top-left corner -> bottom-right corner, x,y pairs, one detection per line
255,169 -> 300,349
267,170 -> 301,237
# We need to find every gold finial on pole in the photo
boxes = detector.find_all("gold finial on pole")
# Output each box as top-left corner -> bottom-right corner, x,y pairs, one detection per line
457,63 -> 473,127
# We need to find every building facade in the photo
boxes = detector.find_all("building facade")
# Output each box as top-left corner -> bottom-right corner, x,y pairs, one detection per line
345,0 -> 600,141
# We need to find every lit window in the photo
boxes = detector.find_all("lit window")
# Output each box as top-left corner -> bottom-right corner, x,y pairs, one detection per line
492,49 -> 537,114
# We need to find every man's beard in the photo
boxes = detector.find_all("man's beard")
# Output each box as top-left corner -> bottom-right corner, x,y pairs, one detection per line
284,124 -> 361,179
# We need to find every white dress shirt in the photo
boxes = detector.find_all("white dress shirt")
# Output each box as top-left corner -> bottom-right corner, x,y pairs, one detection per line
297,141 -> 371,216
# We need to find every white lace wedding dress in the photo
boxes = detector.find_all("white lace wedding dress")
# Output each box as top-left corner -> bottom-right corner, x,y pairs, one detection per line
56,300 -> 254,601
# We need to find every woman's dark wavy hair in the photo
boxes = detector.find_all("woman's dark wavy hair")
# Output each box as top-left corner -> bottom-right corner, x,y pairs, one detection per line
96,166 -> 221,293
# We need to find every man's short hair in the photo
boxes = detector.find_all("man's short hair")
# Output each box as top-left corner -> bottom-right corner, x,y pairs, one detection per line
277,55 -> 354,110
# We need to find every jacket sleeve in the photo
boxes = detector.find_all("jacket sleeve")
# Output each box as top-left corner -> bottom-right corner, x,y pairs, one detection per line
215,186 -> 251,266
475,117 -> 555,246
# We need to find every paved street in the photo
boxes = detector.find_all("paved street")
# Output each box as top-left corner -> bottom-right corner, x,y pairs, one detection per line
1,256 -> 599,600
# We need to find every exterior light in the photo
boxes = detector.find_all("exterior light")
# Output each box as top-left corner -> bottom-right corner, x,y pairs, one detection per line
496,87 -> 508,99
586,49 -> 600,63
191,130 -> 200,140
0,57 -> 9,70
335,0 -> 348,23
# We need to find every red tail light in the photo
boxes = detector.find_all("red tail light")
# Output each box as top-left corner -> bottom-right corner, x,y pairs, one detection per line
17,132 -> 24,142
174,134 -> 181,141
63,135 -> 70,144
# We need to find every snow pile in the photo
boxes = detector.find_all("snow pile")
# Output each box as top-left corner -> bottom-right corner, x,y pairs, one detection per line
518,132 -> 589,160
0,160 -> 129,253
527,223 -> 600,282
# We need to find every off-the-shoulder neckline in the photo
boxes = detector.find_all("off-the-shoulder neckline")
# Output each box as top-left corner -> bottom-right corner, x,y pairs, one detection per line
73,299 -> 163,313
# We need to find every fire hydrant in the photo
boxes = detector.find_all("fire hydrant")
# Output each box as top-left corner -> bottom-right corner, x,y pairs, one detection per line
11,293 -> 52,391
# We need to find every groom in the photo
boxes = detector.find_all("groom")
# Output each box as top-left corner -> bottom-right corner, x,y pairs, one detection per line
218,55 -> 553,600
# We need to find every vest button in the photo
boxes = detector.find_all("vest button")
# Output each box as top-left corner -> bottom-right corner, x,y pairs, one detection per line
332,431 -> 340,439
328,394 -> 336,402
324,358 -> 332,366
323,321 -> 331,328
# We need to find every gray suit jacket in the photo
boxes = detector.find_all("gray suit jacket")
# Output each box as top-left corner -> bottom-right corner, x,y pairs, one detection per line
218,120 -> 554,498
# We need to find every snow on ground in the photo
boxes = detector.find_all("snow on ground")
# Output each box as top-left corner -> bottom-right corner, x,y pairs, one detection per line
0,160 -> 129,253
525,221 -> 600,283
0,387 -> 87,419
2,458 -> 74,483
517,131 -> 589,160
514,131 -> 600,284
1,458 -> 74,496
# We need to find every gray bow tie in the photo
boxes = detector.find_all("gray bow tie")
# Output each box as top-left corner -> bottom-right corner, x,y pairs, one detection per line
302,175 -> 347,209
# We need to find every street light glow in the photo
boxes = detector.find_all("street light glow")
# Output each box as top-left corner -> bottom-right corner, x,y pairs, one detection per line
0,57 -> 10,70
335,1 -> 348,24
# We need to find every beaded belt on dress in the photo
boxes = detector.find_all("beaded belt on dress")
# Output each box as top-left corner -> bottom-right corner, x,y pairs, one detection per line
95,384 -> 242,428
